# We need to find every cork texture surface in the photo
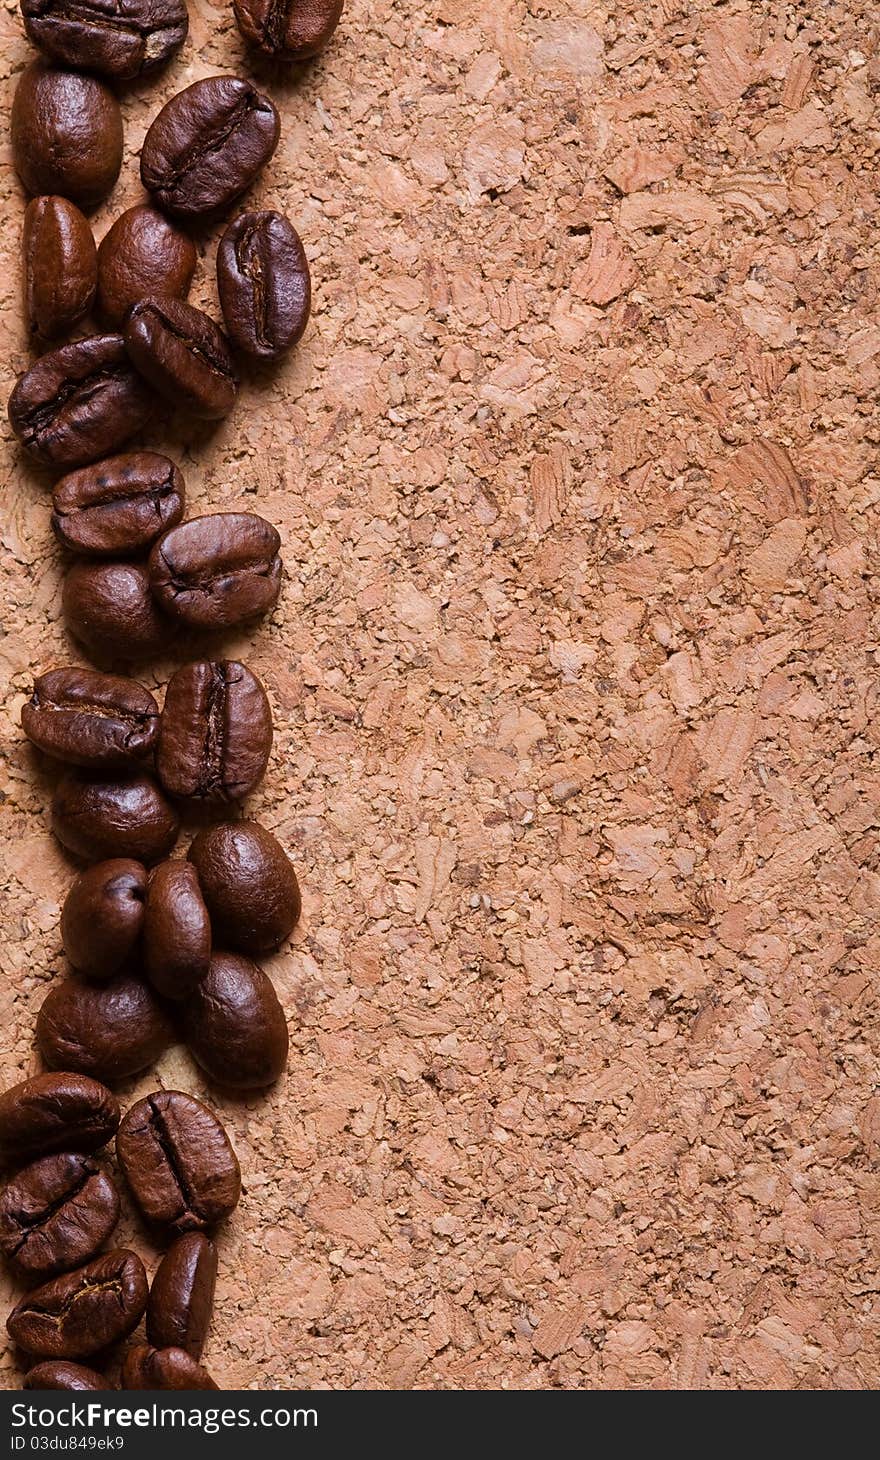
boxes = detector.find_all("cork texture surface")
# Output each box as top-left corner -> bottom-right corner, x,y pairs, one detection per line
1,0 -> 879,1391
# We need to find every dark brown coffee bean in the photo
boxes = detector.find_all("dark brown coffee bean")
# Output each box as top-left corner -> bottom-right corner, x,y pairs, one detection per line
116,1092 -> 241,1234
62,860 -> 147,979
234,0 -> 343,59
63,561 -> 172,663
0,1074 -> 120,1168
52,452 -> 185,558
24,1360 -> 110,1390
8,335 -> 154,471
21,0 -> 188,81
0,1153 -> 119,1282
122,1344 -> 218,1390
156,661 -> 272,804
23,196 -> 97,341
188,821 -> 300,954
97,207 -> 196,329
182,953 -> 288,1089
22,668 -> 159,770
217,211 -> 310,361
52,769 -> 179,864
7,1250 -> 148,1358
148,514 -> 282,630
36,972 -> 175,1084
11,64 -> 123,208
140,76 -> 280,221
125,298 -> 237,420
143,862 -> 211,999
146,1233 -> 216,1359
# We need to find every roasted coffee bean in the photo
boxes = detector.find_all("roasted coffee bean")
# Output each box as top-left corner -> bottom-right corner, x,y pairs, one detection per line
24,1360 -> 110,1390
8,335 -> 154,471
148,514 -> 282,630
122,1344 -> 218,1390
7,1250 -> 148,1358
181,953 -> 288,1089
22,668 -> 159,770
11,64 -> 123,208
52,770 -> 179,864
23,196 -> 97,341
143,862 -> 211,999
97,207 -> 196,329
52,452 -> 185,558
188,821 -> 300,954
36,971 -> 175,1084
217,211 -> 310,361
63,561 -> 172,662
233,0 -> 343,59
156,661 -> 272,804
116,1092 -> 241,1234
21,0 -> 188,81
146,1233 -> 216,1359
0,1074 -> 119,1168
140,76 -> 280,221
125,299 -> 238,420
62,859 -> 147,979
0,1153 -> 119,1282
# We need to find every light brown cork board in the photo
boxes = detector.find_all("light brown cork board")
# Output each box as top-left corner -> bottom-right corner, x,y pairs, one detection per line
1,0 -> 879,1391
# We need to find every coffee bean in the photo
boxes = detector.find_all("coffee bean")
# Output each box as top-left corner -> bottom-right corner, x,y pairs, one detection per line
125,298 -> 238,420
188,821 -> 300,954
0,1074 -> 120,1169
143,862 -> 211,999
140,76 -> 280,221
63,561 -> 172,663
233,0 -> 343,59
122,1344 -> 218,1390
182,953 -> 288,1089
22,668 -> 159,770
116,1091 -> 241,1234
52,452 -> 186,558
7,1250 -> 148,1358
97,207 -> 196,329
0,1153 -> 119,1282
61,860 -> 147,979
156,661 -> 272,804
23,196 -> 97,341
148,514 -> 282,630
23,1360 -> 110,1390
52,770 -> 179,864
21,0 -> 188,81
146,1233 -> 216,1359
11,63 -> 123,208
36,972 -> 175,1084
8,335 -> 155,471
217,211 -> 310,361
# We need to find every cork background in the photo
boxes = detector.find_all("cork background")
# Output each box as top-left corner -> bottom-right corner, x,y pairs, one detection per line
1,0 -> 879,1391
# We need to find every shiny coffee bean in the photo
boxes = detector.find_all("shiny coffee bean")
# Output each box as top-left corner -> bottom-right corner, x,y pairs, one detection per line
143,861 -> 211,999
141,76 -> 280,221
61,860 -> 147,979
21,0 -> 188,81
23,196 -> 96,341
36,972 -> 175,1084
52,770 -> 179,864
125,298 -> 238,420
188,821 -> 300,954
148,514 -> 282,630
52,452 -> 185,558
234,0 -> 343,59
11,64 -> 123,208
217,211 -> 310,361
0,1152 -> 119,1282
156,661 -> 272,804
122,1345 -> 218,1390
0,1074 -> 120,1168
97,207 -> 196,329
116,1092 -> 241,1234
24,1360 -> 110,1390
7,1250 -> 148,1358
22,668 -> 159,770
63,561 -> 172,663
8,335 -> 154,471
182,953 -> 288,1089
146,1233 -> 217,1359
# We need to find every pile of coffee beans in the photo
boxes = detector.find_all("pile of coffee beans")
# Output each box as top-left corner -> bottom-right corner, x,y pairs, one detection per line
5,0 -> 345,1391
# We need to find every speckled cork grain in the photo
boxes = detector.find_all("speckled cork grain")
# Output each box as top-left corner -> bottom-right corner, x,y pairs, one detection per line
1,0 -> 879,1392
